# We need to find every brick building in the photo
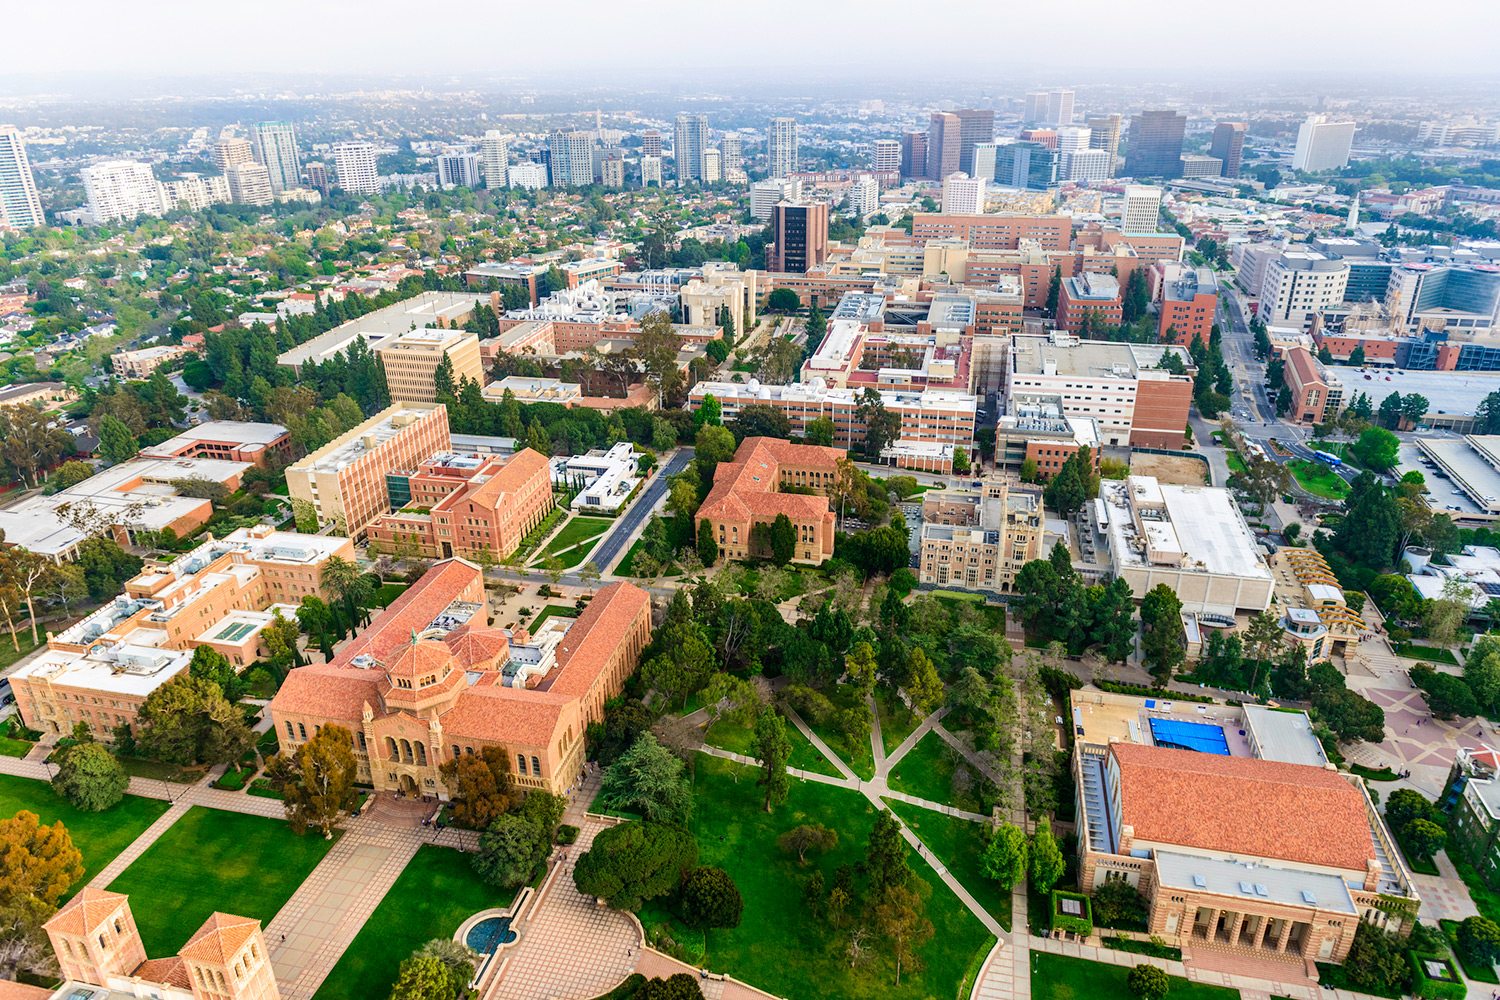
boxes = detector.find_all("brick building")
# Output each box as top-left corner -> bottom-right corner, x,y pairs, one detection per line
1057,273 -> 1123,334
696,437 -> 841,566
1283,346 -> 1344,424
1157,265 -> 1219,346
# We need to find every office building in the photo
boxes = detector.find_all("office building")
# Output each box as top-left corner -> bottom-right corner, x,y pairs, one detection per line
638,156 -> 661,188
768,201 -> 829,274
285,402 -> 452,538
846,177 -> 879,217
1209,121 -> 1247,179
506,161 -> 546,190
674,113 -> 709,183
1387,263 -> 1500,335
1292,115 -> 1357,172
1179,154 -> 1223,178
918,480 -> 1043,593
0,126 -> 45,229
212,134 -> 254,173
272,561 -> 652,798
871,138 -> 902,174
1023,92 -> 1050,124
331,141 -> 380,196
768,117 -> 798,177
304,161 -> 329,195
641,129 -> 663,157
697,437 -> 841,565
719,134 -> 743,172
1057,272 -> 1122,332
941,173 -> 986,215
912,212 -> 1072,250
1260,251 -> 1350,326
1124,110 -> 1187,179
480,131 -> 509,188
226,161 -> 273,206
250,121 -> 301,194
926,112 -> 962,180
1065,148 -> 1112,182
276,290 -> 492,368
437,150 -> 481,189
1007,334 -> 1193,448
374,327 -> 484,403
1047,89 -> 1075,126
750,177 -> 801,221
548,130 -> 595,187
1282,346 -> 1344,424
956,108 -> 996,176
995,395 -> 1100,479
972,142 -> 999,181
995,141 -> 1057,190
1085,113 -> 1124,161
1157,264 -> 1219,346
1056,126 -> 1092,178
80,160 -> 165,224
900,131 -> 928,181
1121,184 -> 1164,234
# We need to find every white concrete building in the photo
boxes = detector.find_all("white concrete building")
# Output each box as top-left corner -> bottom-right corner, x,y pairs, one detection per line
703,148 -> 722,184
768,117 -> 799,178
507,162 -> 548,190
212,135 -> 254,172
80,161 -> 166,224
480,131 -> 509,188
639,156 -> 662,188
162,174 -> 230,212
0,126 -> 45,229
1121,184 -> 1164,234
227,162 -> 273,206
674,113 -> 709,183
250,121 -> 301,194
1065,148 -> 1112,182
332,141 -> 380,196
941,172 -> 986,215
1259,251 -> 1350,327
553,442 -> 642,514
871,139 -> 902,174
437,150 -> 481,189
846,177 -> 880,218
548,130 -> 594,187
750,178 -> 800,221
1292,116 -> 1357,173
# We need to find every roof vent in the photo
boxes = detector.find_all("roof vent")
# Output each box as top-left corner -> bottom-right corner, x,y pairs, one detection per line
1254,884 -> 1269,897
1238,881 -> 1254,895
1192,875 -> 1206,888
1301,890 -> 1317,904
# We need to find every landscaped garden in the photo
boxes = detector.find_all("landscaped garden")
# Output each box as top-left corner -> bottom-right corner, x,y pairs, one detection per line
637,756 -> 993,1000
0,717 -> 35,757
0,773 -> 170,891
529,604 -> 581,630
1288,458 -> 1350,500
534,515 -> 612,569
797,685 -> 875,780
314,845 -> 516,1000
875,689 -> 919,755
1030,952 -> 1239,1000
887,731 -> 958,805
702,707 -> 842,778
883,798 -> 1011,929
107,806 -> 337,954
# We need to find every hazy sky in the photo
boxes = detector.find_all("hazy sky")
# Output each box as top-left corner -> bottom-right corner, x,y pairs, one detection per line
8,0 -> 1500,85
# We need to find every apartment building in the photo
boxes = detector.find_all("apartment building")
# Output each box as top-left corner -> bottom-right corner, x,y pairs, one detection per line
270,562 -> 652,797
374,327 -> 484,403
10,526 -> 353,738
0,125 -> 45,229
917,479 -> 1043,593
286,402 -> 452,538
81,161 -> 166,224
1292,116 -> 1357,172
697,437 -> 841,565
366,449 -> 554,561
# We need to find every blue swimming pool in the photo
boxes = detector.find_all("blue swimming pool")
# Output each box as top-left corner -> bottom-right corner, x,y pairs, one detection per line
465,915 -> 517,954
1148,717 -> 1230,755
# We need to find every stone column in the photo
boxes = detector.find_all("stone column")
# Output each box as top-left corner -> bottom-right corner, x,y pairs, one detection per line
1203,908 -> 1220,941
1253,916 -> 1271,949
1228,912 -> 1245,946
1276,919 -> 1294,953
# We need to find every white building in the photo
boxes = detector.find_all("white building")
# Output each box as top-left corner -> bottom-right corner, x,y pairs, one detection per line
846,177 -> 880,218
1121,184 -> 1164,234
941,172 -> 986,215
871,139 -> 901,174
80,161 -> 166,224
437,150 -> 481,189
162,174 -> 230,212
639,156 -> 662,188
972,142 -> 999,182
674,113 -> 709,183
1259,251 -> 1350,327
548,130 -> 594,187
1065,148 -> 1112,182
552,442 -> 642,514
768,117 -> 798,178
480,131 -> 509,189
0,126 -> 45,229
331,142 -> 379,196
507,162 -> 548,191
703,148 -> 722,184
1292,116 -> 1357,173
750,177 -> 801,221
1179,154 -> 1224,178
250,121 -> 301,194
719,134 -> 743,172
212,135 -> 254,173
227,162 -> 273,206
1056,126 -> 1092,178
1047,89 -> 1076,126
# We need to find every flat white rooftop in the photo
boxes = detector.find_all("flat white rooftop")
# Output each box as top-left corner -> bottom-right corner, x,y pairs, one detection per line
142,420 -> 287,455
1101,476 -> 1270,581
277,291 -> 488,368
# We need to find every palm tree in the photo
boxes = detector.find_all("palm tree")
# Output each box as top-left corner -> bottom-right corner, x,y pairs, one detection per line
321,557 -> 376,636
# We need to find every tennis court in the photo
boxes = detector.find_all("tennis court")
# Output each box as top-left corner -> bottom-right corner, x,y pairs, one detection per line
1148,717 -> 1230,755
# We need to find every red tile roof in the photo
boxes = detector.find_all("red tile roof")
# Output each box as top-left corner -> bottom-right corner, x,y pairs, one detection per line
465,448 -> 550,509
439,685 -> 572,747
548,582 -> 651,699
1111,742 -> 1373,872
134,956 -> 192,989
332,559 -> 483,667
179,912 -> 261,964
697,437 -> 841,524
271,665 -> 380,723
44,887 -> 127,935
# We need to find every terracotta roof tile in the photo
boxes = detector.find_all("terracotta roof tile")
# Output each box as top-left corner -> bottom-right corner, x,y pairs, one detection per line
0,981 -> 51,1000
439,686 -> 570,747
271,665 -> 380,722
443,624 -> 511,669
179,913 -> 261,965
1111,742 -> 1373,872
548,582 -> 650,699
465,448 -> 550,509
43,887 -> 126,935
697,436 -> 840,524
332,559 -> 483,667
134,956 -> 192,989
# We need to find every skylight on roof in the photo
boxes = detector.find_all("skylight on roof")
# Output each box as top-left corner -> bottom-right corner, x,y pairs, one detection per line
1192,875 -> 1206,888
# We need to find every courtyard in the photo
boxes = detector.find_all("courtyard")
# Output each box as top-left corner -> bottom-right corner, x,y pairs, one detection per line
0,772 -> 170,890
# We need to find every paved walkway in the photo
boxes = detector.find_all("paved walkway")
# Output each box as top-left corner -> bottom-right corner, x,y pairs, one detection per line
88,800 -> 191,887
0,752 -> 287,818
266,817 -> 427,1000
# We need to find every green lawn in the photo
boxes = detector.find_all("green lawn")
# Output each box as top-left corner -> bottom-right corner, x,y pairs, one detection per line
0,773 -> 170,893
884,798 -> 1010,930
800,686 -> 875,781
1226,450 -> 1249,475
888,731 -> 958,805
536,516 -> 612,568
107,806 -> 337,955
0,630 -> 44,673
1031,952 -> 1240,1000
0,718 -> 34,758
876,690 -> 920,756
1289,459 -> 1350,500
638,756 -> 992,1000
529,604 -> 581,630
314,845 -> 516,1000
614,515 -> 690,577
702,710 -> 842,778
1441,918 -> 1499,983
372,582 -> 410,608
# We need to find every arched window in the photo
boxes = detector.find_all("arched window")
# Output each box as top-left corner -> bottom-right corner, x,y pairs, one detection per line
452,744 -> 460,760
298,723 -> 307,740
517,754 -> 528,775
532,755 -> 541,776
285,721 -> 294,738
386,737 -> 399,762
415,742 -> 427,766
400,739 -> 413,763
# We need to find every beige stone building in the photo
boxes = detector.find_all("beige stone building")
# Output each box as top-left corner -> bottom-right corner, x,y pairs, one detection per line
45,888 -> 279,1000
112,345 -> 190,378
917,479 -> 1043,592
1071,690 -> 1417,970
1268,547 -> 1364,660
285,402 -> 451,539
374,327 -> 485,403
0,380 -> 77,411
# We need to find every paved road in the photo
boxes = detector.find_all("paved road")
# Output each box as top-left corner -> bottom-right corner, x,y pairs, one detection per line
591,446 -> 694,573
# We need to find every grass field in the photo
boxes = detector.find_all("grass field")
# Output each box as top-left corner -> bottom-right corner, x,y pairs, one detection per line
0,773 -> 170,893
0,718 -> 34,757
615,515 -> 691,577
702,710 -> 842,778
107,806 -> 337,955
1289,459 -> 1350,499
888,731 -> 957,805
372,582 -> 410,608
884,798 -> 1010,930
1030,952 -> 1240,1000
876,690 -> 920,756
0,630 -> 44,674
314,845 -> 516,1000
536,516 -> 612,568
638,756 -> 992,1000
800,686 -> 875,781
